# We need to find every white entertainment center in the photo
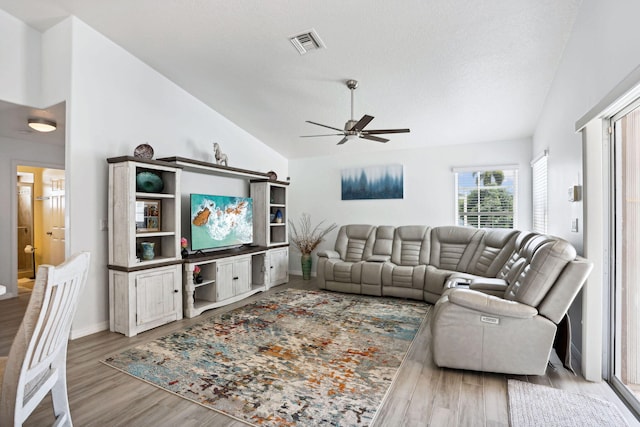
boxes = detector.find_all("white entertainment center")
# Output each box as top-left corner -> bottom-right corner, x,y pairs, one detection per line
107,156 -> 289,336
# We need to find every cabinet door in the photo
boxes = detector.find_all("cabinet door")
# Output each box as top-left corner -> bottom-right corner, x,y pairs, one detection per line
216,260 -> 235,301
234,257 -> 252,294
269,248 -> 289,286
136,269 -> 180,326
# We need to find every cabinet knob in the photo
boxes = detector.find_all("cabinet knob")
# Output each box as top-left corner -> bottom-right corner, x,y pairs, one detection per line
270,266 -> 274,269
174,289 -> 179,293
233,276 -> 239,280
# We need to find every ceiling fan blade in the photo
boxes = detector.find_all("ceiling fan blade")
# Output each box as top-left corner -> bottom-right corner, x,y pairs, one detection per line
306,120 -> 344,132
360,134 -> 389,143
300,133 -> 345,138
362,128 -> 411,134
350,114 -> 374,131
337,137 -> 349,145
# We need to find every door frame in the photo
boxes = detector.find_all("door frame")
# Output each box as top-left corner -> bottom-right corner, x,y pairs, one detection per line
605,98 -> 640,416
8,159 -> 66,298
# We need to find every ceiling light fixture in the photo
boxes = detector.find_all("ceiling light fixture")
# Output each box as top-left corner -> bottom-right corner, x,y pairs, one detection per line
28,118 -> 57,133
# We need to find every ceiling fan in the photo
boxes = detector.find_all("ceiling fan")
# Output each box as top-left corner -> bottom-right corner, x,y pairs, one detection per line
301,79 -> 410,145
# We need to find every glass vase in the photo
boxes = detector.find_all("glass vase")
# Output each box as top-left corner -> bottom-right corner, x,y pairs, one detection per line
301,254 -> 312,280
140,242 -> 155,260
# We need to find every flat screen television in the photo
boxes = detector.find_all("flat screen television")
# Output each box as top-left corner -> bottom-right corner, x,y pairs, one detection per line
190,193 -> 253,251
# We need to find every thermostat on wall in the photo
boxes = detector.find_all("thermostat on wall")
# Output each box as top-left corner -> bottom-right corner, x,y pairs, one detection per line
568,185 -> 582,202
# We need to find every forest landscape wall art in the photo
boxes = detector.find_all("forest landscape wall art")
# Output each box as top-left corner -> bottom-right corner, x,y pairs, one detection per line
341,164 -> 404,200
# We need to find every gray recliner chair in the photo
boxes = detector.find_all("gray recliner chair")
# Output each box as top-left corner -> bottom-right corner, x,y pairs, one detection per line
381,225 -> 431,300
317,224 -> 376,294
430,239 -> 593,375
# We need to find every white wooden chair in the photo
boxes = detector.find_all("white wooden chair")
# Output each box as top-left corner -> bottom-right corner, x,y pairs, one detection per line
0,252 -> 91,427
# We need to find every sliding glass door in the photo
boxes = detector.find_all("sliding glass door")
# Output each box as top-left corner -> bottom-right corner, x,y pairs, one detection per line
611,100 -> 640,412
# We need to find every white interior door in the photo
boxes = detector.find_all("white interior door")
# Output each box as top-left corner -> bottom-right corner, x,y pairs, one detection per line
42,169 -> 65,266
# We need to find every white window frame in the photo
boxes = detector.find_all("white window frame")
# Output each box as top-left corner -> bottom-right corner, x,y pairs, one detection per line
531,150 -> 548,233
453,165 -> 519,229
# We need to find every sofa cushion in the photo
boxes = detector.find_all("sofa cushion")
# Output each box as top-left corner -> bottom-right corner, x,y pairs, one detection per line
466,229 -> 519,277
371,225 -> 394,258
497,233 -> 550,283
334,224 -> 376,262
390,226 -> 431,266
430,226 -> 484,271
331,261 -> 363,284
505,240 -> 577,307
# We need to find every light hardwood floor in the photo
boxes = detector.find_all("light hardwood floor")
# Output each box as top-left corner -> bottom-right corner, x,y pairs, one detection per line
1,277 -> 638,426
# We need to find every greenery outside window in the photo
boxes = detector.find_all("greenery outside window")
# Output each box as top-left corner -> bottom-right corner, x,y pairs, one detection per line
454,166 -> 518,229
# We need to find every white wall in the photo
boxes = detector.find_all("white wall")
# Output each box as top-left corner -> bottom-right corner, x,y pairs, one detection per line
0,9 -> 41,106
533,0 -> 640,380
62,18 -> 287,337
288,138 -> 532,274
534,0 -> 640,252
0,14 -> 287,335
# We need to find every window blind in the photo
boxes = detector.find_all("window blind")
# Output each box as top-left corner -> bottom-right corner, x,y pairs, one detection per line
531,151 -> 548,233
454,168 -> 518,229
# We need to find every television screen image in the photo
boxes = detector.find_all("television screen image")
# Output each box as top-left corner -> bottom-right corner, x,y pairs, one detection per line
190,194 -> 253,251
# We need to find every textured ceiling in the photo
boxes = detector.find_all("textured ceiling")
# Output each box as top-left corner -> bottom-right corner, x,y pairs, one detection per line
0,0 -> 582,158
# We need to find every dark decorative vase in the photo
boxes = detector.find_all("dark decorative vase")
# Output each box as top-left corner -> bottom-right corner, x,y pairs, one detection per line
275,209 -> 283,223
301,254 -> 312,280
181,248 -> 189,258
195,275 -> 203,284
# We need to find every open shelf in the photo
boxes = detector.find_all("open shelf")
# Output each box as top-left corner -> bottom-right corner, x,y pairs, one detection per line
194,279 -> 215,288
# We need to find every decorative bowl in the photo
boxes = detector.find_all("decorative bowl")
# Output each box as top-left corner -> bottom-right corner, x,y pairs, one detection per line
136,171 -> 164,193
133,143 -> 154,159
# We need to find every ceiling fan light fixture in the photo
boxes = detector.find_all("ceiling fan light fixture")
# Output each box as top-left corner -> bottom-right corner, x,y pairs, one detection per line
28,118 -> 57,133
303,79 -> 410,145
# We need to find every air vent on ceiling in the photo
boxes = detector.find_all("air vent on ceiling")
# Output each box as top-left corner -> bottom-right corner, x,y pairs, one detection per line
289,29 -> 326,55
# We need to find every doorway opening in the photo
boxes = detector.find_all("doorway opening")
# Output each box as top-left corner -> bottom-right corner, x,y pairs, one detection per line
16,166 -> 65,294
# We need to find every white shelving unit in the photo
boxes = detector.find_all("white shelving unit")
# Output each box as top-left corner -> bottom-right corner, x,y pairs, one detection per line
107,157 -> 183,336
251,180 -> 289,247
107,155 -> 291,326
183,248 -> 268,318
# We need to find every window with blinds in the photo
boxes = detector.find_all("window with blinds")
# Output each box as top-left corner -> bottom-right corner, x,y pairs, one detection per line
454,167 -> 518,229
531,151 -> 548,233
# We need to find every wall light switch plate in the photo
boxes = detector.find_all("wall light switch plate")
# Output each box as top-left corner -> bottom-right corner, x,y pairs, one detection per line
568,185 -> 582,202
571,218 -> 579,232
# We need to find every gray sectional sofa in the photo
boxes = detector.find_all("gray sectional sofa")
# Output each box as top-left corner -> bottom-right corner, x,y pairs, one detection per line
317,224 -> 593,375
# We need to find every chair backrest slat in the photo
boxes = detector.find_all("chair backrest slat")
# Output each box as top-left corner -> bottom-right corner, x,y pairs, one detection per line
1,252 -> 91,426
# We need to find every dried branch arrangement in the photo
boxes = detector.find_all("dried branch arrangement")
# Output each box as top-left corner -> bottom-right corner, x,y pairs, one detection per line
288,213 -> 338,255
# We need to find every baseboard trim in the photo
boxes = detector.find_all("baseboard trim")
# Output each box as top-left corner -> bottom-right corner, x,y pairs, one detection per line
571,341 -> 589,380
289,269 -> 317,278
71,321 -> 109,340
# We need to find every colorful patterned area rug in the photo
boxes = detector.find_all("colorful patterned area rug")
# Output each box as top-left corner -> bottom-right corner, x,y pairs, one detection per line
103,289 -> 430,426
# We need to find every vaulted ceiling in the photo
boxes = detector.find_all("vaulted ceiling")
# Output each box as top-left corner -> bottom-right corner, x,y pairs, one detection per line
0,0 -> 582,158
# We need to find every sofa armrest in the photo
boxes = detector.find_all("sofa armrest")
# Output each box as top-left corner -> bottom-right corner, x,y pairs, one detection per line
447,288 -> 538,319
469,277 -> 508,294
317,250 -> 340,259
367,255 -> 391,262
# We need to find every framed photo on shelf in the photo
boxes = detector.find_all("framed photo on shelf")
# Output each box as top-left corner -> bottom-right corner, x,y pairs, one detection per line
135,199 -> 161,232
